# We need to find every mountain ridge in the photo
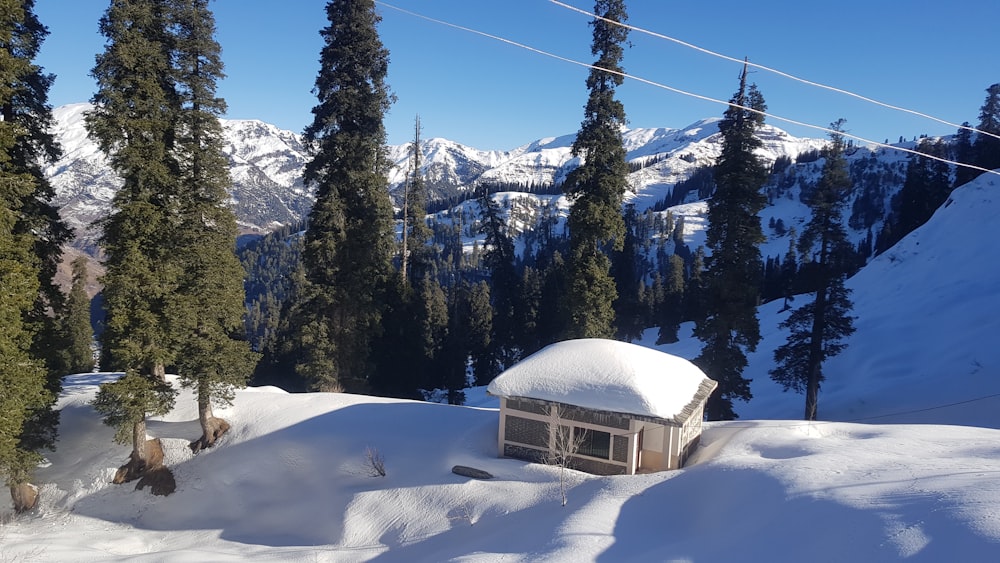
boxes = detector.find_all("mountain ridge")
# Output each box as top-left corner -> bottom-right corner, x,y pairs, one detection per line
46,103 -> 826,247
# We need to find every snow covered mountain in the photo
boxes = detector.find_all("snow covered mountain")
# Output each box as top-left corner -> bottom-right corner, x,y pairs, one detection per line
47,104 -> 314,248
46,103 -> 826,247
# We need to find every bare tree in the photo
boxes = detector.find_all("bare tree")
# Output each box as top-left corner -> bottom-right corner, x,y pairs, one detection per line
545,405 -> 587,507
364,446 -> 386,477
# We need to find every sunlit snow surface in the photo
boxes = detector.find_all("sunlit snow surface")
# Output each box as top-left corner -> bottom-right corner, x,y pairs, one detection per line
488,338 -> 711,420
4,175 -> 1000,560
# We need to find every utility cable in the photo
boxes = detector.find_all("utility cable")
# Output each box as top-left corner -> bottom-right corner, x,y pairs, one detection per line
548,0 -> 1000,143
377,1 -> 1000,178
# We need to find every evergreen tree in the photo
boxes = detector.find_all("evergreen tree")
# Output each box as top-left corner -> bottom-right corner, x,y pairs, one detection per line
168,0 -> 258,451
464,280 -> 494,387
87,0 -> 178,383
953,121 -> 976,189
400,115 -> 433,283
693,65 -> 769,420
973,83 -> 1000,173
770,121 -> 856,420
892,138 -> 951,246
612,205 -> 645,342
561,0 -> 629,339
0,0 -> 52,502
655,253 -> 685,344
61,255 -> 95,374
86,0 -> 180,468
3,0 -> 72,383
0,0 -> 70,510
283,0 -> 395,392
477,187 -> 518,376
779,227 -> 798,311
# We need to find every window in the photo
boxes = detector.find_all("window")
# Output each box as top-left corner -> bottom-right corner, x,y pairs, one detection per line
575,428 -> 611,460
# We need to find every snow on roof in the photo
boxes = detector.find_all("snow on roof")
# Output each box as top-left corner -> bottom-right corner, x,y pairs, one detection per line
488,338 -> 715,421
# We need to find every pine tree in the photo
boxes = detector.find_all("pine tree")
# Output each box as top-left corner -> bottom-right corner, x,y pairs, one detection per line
168,0 -> 258,452
464,281 -> 494,387
561,0 -> 629,339
893,138 -> 951,244
400,115 -> 433,283
3,0 -> 72,383
0,182 -> 48,507
86,0 -> 180,468
478,187 -> 520,372
87,0 -> 179,382
61,256 -> 95,374
693,64 -> 769,420
770,121 -> 856,420
973,83 -> 1000,173
953,121 -> 976,189
285,0 -> 395,392
612,205 -> 645,342
0,0 -> 65,511
779,227 -> 798,311
655,254 -> 685,344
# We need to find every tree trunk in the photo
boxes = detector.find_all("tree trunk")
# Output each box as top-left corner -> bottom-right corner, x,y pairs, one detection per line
805,286 -> 828,421
152,362 -> 166,383
190,383 -> 231,453
114,419 -> 151,484
133,418 -> 148,466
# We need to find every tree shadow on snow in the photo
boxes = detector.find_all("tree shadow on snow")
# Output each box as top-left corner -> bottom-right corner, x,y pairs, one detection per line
66,399 -> 502,549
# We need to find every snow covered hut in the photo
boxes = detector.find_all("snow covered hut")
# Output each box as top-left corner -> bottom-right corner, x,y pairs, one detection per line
487,339 -> 717,475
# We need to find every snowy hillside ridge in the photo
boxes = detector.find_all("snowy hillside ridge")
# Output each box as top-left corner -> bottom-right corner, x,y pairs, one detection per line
3,372 -> 1000,560
46,103 -> 827,245
488,338 -> 713,420
659,169 -> 1000,426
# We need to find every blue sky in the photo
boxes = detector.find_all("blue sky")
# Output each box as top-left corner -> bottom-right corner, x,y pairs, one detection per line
34,0 -> 1000,150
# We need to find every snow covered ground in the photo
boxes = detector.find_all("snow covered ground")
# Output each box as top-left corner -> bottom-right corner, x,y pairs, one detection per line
4,174 -> 1000,560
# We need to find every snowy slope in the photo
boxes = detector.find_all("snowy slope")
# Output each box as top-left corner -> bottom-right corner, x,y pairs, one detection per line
4,174 -> 1000,559
660,169 -> 1000,426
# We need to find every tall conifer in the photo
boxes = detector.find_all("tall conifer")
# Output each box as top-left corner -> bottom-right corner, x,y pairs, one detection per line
0,0 -> 66,511
693,65 -> 768,420
3,0 -> 72,381
61,256 -> 96,374
168,0 -> 258,451
973,83 -> 1000,173
285,0 -> 395,392
562,0 -> 629,339
770,121 -> 856,420
86,0 -> 179,469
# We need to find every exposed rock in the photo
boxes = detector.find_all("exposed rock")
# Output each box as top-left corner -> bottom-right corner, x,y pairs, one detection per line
9,483 -> 39,513
451,465 -> 494,480
112,438 -> 169,493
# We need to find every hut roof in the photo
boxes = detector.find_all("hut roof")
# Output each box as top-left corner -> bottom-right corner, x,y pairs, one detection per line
488,339 -> 716,423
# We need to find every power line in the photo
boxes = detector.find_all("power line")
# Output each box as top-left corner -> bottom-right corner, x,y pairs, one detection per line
377,1 -> 1000,179
548,0 -> 1000,144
